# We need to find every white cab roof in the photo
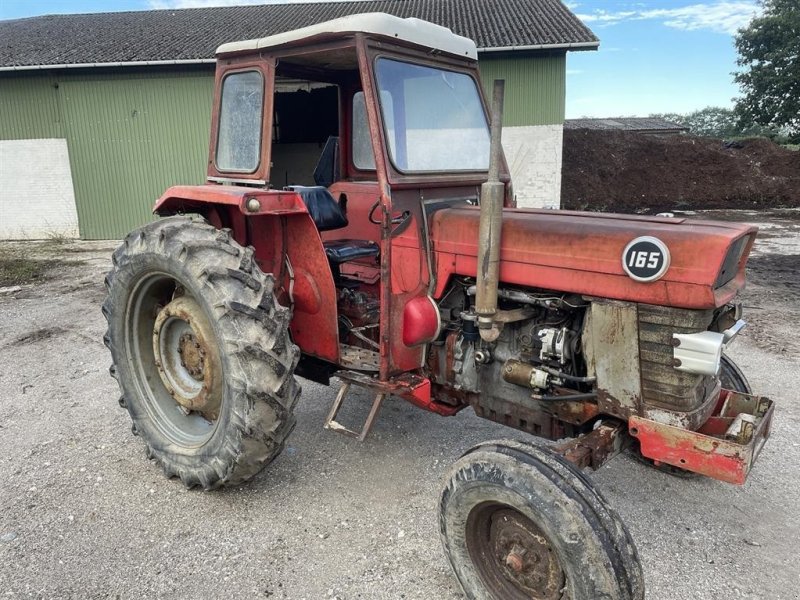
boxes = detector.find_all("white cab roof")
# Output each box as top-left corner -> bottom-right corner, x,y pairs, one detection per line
216,12 -> 478,60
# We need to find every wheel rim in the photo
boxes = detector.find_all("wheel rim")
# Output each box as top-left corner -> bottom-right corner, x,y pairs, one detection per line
125,273 -> 223,446
466,502 -> 566,600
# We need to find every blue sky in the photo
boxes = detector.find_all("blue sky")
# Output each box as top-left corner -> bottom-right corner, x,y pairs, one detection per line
0,0 -> 761,118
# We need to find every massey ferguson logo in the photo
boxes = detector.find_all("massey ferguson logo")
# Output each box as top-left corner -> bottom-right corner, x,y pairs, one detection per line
622,236 -> 671,282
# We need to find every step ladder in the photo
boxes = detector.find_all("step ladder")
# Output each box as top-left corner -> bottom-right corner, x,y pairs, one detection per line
324,367 -> 433,441
323,382 -> 387,441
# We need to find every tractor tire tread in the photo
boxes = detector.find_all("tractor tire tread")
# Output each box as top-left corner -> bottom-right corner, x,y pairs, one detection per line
103,215 -> 300,490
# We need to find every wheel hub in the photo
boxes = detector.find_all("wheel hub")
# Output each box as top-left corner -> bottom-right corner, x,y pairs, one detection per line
467,504 -> 566,600
152,295 -> 222,419
178,332 -> 206,379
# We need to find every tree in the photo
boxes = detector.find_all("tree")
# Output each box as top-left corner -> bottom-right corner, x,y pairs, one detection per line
734,0 -> 800,138
649,107 -> 771,139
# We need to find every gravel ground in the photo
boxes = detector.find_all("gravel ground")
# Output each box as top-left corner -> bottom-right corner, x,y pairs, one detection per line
1,210 -> 798,599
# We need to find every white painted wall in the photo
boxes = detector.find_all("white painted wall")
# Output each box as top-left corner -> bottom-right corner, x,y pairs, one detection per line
502,124 -> 563,209
0,139 -> 80,240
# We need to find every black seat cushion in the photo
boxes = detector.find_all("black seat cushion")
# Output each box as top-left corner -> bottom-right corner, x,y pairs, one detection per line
324,239 -> 380,264
287,185 -> 348,232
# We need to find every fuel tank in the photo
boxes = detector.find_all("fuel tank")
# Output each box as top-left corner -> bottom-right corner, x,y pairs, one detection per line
429,207 -> 756,310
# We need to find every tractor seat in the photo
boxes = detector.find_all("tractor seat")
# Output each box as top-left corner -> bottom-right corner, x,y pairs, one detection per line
287,185 -> 348,232
324,239 -> 379,264
286,185 -> 379,268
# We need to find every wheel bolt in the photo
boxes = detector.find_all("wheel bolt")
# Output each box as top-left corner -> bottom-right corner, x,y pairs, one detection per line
505,551 -> 524,573
504,543 -> 528,574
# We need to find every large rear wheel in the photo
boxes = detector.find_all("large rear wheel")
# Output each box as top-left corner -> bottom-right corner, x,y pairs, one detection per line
103,215 -> 300,489
440,440 -> 644,600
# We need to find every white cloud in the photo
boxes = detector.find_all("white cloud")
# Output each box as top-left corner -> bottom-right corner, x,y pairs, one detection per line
576,10 -> 637,24
576,1 -> 761,35
566,69 -> 584,76
641,2 -> 761,34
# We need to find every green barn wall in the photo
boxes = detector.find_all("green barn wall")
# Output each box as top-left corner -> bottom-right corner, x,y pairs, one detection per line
478,53 -> 566,127
1,69 -> 214,239
0,53 -> 564,239
0,75 -> 64,138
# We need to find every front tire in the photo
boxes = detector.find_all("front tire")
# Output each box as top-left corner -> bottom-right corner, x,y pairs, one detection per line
719,354 -> 752,394
103,215 -> 300,489
440,440 -> 644,600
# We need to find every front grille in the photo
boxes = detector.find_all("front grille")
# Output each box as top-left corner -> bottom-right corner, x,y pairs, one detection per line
638,304 -> 716,412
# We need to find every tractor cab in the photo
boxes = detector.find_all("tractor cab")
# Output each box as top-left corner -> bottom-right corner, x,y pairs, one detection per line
166,13 -> 510,387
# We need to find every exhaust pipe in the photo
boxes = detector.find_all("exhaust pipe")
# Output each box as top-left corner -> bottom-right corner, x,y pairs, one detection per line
475,79 -> 505,342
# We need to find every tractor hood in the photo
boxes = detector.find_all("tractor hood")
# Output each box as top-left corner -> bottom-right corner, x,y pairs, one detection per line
427,207 -> 757,310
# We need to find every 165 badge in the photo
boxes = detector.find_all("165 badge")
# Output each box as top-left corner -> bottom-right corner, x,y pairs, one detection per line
622,236 -> 670,282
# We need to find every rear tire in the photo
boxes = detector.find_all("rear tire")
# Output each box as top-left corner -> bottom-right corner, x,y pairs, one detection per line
103,215 -> 300,489
440,439 -> 644,600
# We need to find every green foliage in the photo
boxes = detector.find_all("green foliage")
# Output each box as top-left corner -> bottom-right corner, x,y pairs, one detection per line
734,0 -> 800,138
649,107 -> 778,139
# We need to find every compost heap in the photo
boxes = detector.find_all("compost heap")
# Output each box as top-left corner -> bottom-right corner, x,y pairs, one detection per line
561,129 -> 800,212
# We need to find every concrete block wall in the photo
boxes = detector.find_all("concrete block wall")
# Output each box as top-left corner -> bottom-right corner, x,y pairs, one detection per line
502,124 -> 563,209
0,139 -> 80,239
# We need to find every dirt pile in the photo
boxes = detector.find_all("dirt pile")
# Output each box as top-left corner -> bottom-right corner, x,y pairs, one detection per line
561,130 -> 800,213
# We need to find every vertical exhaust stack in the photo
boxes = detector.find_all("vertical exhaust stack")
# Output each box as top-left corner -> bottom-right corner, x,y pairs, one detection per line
475,79 -> 505,342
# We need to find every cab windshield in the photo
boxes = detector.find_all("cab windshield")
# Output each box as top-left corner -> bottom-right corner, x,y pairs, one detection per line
374,58 -> 490,173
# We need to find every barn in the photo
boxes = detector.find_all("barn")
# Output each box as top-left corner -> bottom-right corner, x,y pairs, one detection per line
0,0 -> 597,239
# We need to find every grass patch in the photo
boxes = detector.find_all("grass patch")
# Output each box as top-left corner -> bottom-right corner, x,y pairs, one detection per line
0,247 -> 56,287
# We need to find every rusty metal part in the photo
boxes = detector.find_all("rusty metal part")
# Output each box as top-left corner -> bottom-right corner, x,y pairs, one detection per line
630,390 -> 774,484
475,79 -> 505,342
582,299 -> 642,419
469,393 -> 575,441
178,332 -> 205,378
324,382 -> 386,442
338,344 -> 380,372
502,359 -> 549,390
480,307 -> 537,342
466,504 -> 565,600
152,295 -> 222,420
494,307 -> 536,323
338,369 -> 463,417
553,421 -> 629,470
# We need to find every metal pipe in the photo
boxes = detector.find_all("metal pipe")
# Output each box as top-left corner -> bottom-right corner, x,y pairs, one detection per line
533,392 -> 598,402
467,284 -> 555,308
475,79 -> 505,342
538,365 -> 596,384
0,59 -> 215,72
477,41 -> 600,53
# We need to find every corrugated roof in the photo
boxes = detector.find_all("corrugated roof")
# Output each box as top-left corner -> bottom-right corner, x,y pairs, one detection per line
0,0 -> 598,70
565,118 -> 688,132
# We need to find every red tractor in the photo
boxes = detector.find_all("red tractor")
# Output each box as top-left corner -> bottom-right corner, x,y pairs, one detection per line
103,14 -> 774,599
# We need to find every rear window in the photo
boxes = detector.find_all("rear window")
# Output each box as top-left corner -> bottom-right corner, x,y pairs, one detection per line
216,70 -> 264,173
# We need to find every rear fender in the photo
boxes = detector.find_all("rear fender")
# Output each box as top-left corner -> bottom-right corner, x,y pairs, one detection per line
155,185 -> 340,364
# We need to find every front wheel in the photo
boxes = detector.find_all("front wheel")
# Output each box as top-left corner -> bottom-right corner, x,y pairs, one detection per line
440,440 -> 644,600
719,353 -> 752,394
103,215 -> 300,489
